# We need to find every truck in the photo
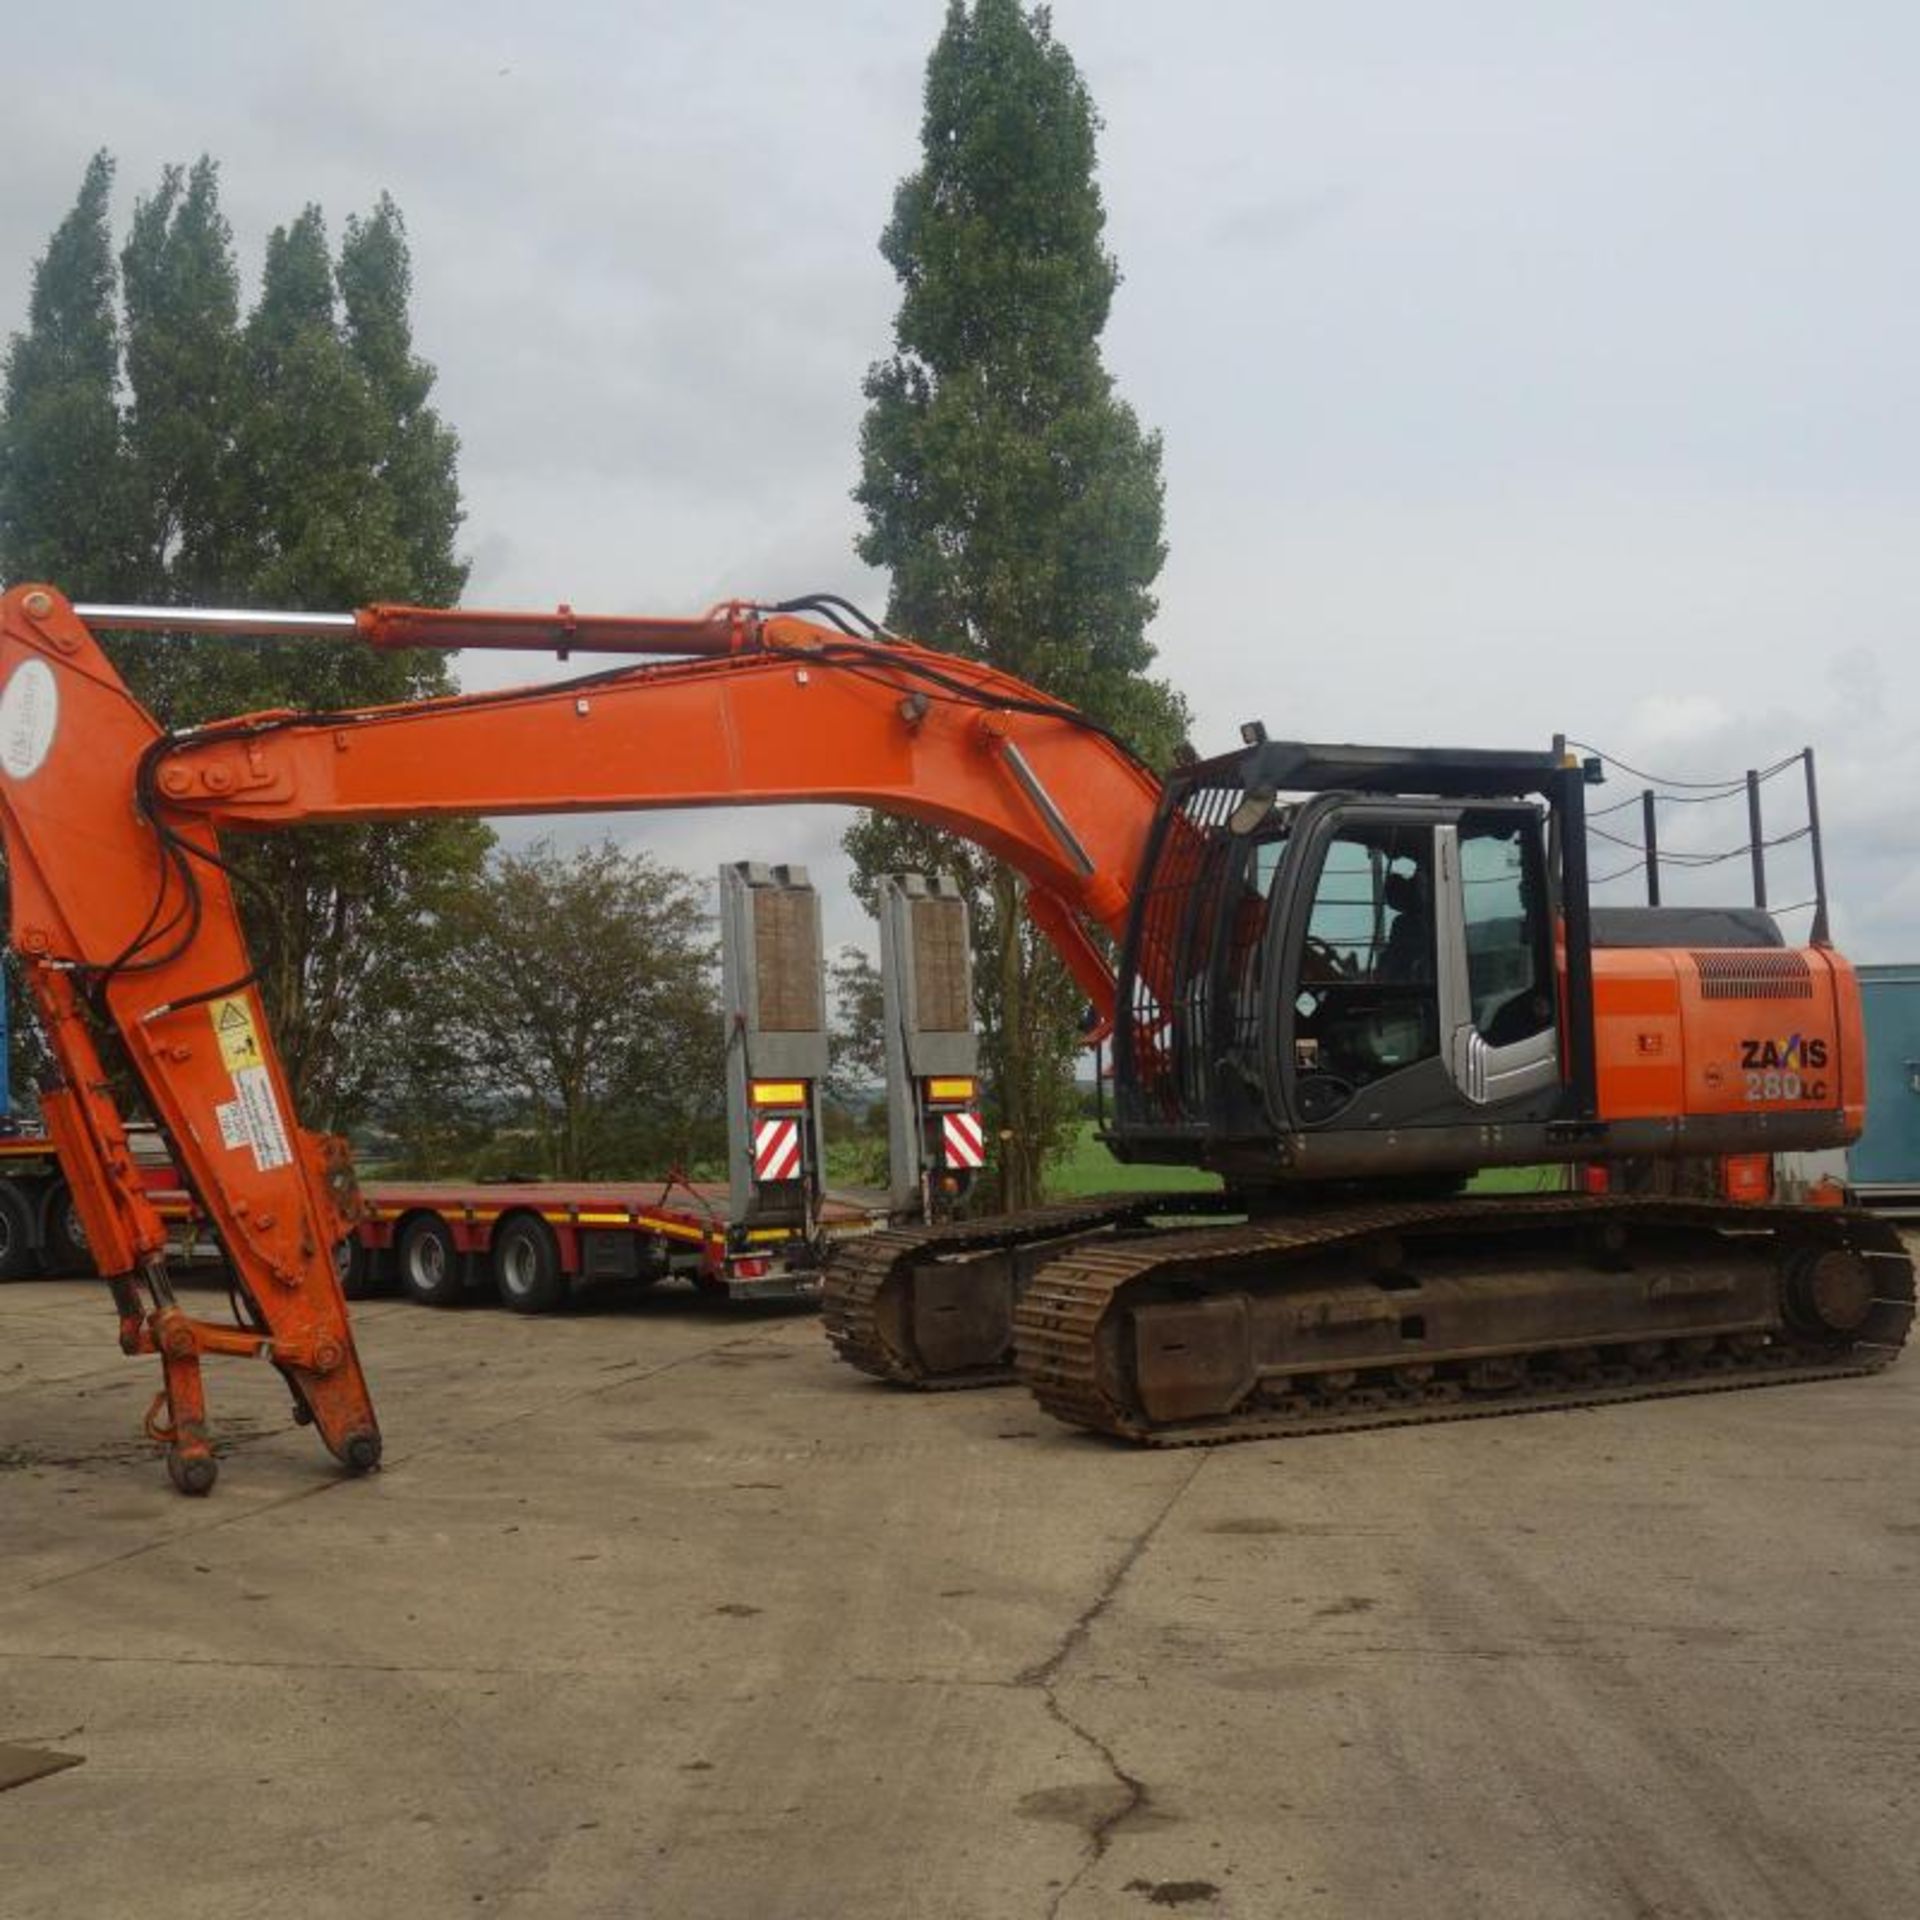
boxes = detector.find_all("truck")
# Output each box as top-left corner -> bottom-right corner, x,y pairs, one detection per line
1,861 -> 967,1311
5,863 -> 835,1304
7,1134 -> 885,1309
0,994 -> 208,1276
344,860 -> 888,1309
0,1127 -> 193,1279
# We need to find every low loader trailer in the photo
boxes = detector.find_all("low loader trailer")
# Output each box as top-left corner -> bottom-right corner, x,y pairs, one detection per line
346,1177 -> 884,1311
9,1145 -> 886,1311
1,859 -> 965,1314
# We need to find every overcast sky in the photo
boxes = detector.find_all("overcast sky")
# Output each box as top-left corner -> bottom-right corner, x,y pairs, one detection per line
8,2 -> 1918,960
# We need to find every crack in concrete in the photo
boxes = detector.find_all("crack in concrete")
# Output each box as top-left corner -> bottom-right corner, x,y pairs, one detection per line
1033,1690 -> 1151,1916
1016,1454 -> 1209,1920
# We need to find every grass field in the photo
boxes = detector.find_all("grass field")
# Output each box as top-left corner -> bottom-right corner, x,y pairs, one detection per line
1468,1163 -> 1572,1193
1046,1120 -> 1222,1197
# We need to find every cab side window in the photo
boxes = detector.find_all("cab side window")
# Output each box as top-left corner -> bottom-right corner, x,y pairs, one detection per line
1458,815 -> 1554,1045
1306,832 -> 1432,983
1293,825 -> 1439,1114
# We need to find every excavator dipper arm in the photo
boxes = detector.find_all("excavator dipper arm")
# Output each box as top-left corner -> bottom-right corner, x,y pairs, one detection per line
0,585 -> 1164,1489
0,589 -> 382,1492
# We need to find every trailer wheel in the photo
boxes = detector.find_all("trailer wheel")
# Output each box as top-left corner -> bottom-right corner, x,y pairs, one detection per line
396,1213 -> 464,1307
44,1183 -> 92,1276
0,1185 -> 36,1281
493,1214 -> 569,1315
337,1236 -> 384,1301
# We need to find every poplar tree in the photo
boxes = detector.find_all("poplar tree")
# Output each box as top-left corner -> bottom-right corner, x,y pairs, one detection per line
217,200 -> 488,1123
0,157 -> 488,1127
121,159 -> 244,604
0,151 -> 133,596
0,153 -> 131,1122
851,0 -> 1186,1208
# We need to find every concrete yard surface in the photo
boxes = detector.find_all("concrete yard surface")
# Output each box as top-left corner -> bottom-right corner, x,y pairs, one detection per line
2,1272 -> 1917,1920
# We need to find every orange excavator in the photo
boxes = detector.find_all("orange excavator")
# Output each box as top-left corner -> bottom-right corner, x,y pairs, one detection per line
0,583 -> 1908,1491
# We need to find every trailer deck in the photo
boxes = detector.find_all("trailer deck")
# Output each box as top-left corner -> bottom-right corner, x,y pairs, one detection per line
3,1138 -> 891,1307
355,1178 -> 888,1304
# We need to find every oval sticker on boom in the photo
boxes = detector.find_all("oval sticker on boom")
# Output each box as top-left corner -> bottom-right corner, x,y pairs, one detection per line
0,659 -> 58,779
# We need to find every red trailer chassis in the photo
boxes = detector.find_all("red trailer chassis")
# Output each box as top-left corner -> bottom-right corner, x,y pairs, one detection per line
350,1178 -> 884,1311
2,1135 -> 883,1312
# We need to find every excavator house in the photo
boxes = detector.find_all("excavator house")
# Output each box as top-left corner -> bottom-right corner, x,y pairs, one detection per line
0,583 -> 1909,1490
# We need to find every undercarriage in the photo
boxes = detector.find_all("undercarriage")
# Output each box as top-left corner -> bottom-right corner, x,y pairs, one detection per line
823,1195 -> 1914,1444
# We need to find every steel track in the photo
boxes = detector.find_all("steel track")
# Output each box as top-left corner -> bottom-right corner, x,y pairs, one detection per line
1116,1352 -> 1897,1448
820,1192 -> 1223,1387
1014,1194 -> 1914,1444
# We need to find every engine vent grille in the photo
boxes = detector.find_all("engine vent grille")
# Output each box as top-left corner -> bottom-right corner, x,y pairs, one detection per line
1691,950 -> 1813,1000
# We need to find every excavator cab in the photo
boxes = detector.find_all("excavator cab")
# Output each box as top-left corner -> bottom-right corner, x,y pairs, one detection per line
1112,739 -> 1597,1184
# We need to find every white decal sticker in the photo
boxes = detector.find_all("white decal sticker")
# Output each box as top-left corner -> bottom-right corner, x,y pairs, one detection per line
232,1065 -> 294,1172
0,658 -> 58,779
215,1100 -> 249,1151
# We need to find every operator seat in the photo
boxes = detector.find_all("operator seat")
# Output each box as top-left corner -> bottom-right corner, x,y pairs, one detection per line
1379,869 -> 1433,983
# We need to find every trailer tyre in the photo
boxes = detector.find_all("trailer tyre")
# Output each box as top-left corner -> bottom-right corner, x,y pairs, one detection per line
336,1235 -> 384,1301
0,1184 -> 36,1281
493,1214 -> 569,1315
44,1183 -> 93,1276
396,1214 -> 464,1308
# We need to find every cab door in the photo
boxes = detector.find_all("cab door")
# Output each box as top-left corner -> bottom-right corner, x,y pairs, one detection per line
1433,809 -> 1560,1105
1274,805 -> 1452,1128
1273,802 -> 1560,1130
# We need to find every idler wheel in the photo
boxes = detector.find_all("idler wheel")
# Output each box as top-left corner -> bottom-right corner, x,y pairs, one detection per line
1785,1249 -> 1875,1337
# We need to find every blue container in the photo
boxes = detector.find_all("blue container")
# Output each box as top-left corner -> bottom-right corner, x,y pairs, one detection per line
1851,964 -> 1920,1192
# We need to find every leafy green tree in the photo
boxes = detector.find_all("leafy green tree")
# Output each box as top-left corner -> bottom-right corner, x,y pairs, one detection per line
121,158 -> 244,613
354,916 -> 499,1178
822,945 -> 890,1188
826,945 -> 887,1102
105,158 -> 253,740
0,151 -> 134,597
338,195 -> 465,604
0,156 -> 489,1128
214,200 -> 489,1125
421,842 -> 724,1181
852,0 -> 1187,1207
2,955 -> 50,1127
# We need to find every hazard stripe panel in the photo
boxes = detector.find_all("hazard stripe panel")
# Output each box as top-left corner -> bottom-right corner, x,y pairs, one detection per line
754,1116 -> 802,1183
942,1110 -> 985,1170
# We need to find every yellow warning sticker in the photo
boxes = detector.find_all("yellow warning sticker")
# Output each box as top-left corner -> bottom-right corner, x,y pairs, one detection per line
210,995 -> 264,1073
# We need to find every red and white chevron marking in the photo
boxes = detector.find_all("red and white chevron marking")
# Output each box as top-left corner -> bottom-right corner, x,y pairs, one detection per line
941,1109 -> 985,1170
753,1116 -> 802,1182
